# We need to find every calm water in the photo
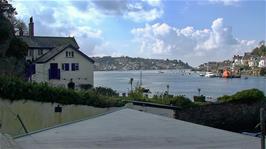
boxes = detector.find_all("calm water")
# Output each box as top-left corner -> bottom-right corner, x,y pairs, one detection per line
94,70 -> 266,99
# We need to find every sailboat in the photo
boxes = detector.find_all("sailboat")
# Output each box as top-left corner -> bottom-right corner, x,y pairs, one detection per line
205,65 -> 216,78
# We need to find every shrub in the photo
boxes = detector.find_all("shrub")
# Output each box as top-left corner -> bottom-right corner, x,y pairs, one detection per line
193,95 -> 206,102
128,87 -> 145,101
80,84 -> 93,90
218,89 -> 265,103
169,96 -> 195,108
0,76 -> 125,107
93,87 -> 119,97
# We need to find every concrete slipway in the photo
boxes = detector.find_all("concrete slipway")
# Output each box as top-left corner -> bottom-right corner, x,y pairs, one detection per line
14,108 -> 260,149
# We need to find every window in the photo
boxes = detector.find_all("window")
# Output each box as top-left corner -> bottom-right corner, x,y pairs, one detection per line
29,50 -> 33,56
62,63 -> 69,71
71,63 -> 79,71
66,51 -> 74,58
38,49 -> 43,55
71,51 -> 74,57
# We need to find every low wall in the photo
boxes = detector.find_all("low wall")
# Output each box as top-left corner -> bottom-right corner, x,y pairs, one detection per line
126,103 -> 175,118
174,101 -> 266,132
0,98 -> 118,137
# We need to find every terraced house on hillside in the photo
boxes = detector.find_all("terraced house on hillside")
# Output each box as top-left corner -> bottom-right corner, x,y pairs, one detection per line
19,17 -> 94,89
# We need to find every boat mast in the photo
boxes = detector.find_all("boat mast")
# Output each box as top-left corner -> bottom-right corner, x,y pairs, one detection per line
140,62 -> 142,87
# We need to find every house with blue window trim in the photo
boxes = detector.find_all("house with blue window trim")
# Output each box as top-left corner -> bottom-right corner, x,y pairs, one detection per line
21,17 -> 94,89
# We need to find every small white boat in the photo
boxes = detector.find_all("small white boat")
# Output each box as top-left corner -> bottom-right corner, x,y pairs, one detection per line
205,72 -> 216,78
199,73 -> 204,77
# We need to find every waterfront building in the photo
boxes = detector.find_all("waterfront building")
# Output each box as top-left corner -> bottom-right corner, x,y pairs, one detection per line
258,56 -> 266,68
19,17 -> 94,89
241,53 -> 251,66
232,55 -> 242,66
248,56 -> 258,68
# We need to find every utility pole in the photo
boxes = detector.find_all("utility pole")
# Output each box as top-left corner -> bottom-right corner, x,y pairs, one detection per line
139,62 -> 142,87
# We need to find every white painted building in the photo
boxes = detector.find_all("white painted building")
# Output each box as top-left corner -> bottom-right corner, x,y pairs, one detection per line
20,17 -> 94,89
232,55 -> 242,66
248,57 -> 258,68
259,57 -> 266,68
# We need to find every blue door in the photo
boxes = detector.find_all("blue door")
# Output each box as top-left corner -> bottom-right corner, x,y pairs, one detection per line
49,63 -> 60,80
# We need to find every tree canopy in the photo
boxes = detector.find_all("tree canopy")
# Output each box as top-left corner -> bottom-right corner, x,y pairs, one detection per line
251,44 -> 266,57
0,0 -> 27,58
0,0 -> 16,19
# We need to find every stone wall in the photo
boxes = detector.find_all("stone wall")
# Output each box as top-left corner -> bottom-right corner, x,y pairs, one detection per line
174,101 -> 266,132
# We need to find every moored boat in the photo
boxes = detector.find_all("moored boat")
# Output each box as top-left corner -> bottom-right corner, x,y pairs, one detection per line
222,69 -> 241,78
205,72 -> 216,78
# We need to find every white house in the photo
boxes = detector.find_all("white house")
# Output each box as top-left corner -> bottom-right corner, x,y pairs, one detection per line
232,55 -> 243,66
248,57 -> 257,68
259,57 -> 266,68
20,17 -> 94,89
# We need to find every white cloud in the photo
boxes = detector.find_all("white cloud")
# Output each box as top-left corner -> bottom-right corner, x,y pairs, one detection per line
142,0 -> 162,7
92,0 -> 163,22
12,0 -> 105,56
208,0 -> 240,6
126,8 -> 163,22
131,18 -> 258,66
196,18 -> 237,50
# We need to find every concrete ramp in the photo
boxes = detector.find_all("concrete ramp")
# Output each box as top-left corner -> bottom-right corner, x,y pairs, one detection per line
15,108 -> 260,149
0,133 -> 20,149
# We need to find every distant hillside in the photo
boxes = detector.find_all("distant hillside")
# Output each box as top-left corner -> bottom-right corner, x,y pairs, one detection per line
251,45 -> 266,56
92,56 -> 192,71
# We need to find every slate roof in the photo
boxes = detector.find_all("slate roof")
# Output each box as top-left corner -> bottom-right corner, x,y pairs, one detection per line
19,36 -> 79,49
35,44 -> 94,63
15,109 -> 260,149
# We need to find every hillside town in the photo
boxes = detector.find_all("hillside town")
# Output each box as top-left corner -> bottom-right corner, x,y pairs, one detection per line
198,41 -> 266,76
93,56 -> 192,71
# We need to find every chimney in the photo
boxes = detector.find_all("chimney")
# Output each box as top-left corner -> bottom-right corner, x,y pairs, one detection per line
29,17 -> 34,37
19,28 -> 23,36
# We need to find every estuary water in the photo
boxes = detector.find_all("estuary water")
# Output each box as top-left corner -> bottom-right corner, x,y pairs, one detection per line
94,70 -> 266,100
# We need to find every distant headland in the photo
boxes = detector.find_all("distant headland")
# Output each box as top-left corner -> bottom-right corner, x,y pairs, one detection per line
92,56 -> 193,71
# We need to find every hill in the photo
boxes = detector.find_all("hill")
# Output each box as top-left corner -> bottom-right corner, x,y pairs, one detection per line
92,56 -> 192,71
251,44 -> 266,57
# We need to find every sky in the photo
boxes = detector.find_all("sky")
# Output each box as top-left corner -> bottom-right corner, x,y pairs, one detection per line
12,0 -> 266,66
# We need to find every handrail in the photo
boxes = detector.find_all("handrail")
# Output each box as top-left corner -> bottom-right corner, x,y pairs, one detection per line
16,114 -> 28,134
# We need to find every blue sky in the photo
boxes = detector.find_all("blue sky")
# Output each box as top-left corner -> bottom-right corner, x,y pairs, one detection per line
13,0 -> 265,66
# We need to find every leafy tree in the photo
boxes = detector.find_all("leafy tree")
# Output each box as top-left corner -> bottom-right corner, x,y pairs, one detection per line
5,37 -> 28,59
0,0 -> 16,19
12,18 -> 27,35
0,15 -> 13,42
0,0 -> 28,59
251,42 -> 266,56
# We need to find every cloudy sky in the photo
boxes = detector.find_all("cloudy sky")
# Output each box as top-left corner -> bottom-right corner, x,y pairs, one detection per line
12,0 -> 265,66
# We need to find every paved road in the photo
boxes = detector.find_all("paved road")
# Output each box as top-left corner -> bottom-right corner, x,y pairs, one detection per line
15,108 -> 260,149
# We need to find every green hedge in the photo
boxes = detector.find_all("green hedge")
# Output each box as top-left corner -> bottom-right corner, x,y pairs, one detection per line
92,87 -> 119,97
193,95 -> 206,102
0,76 -> 125,107
217,88 -> 265,103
